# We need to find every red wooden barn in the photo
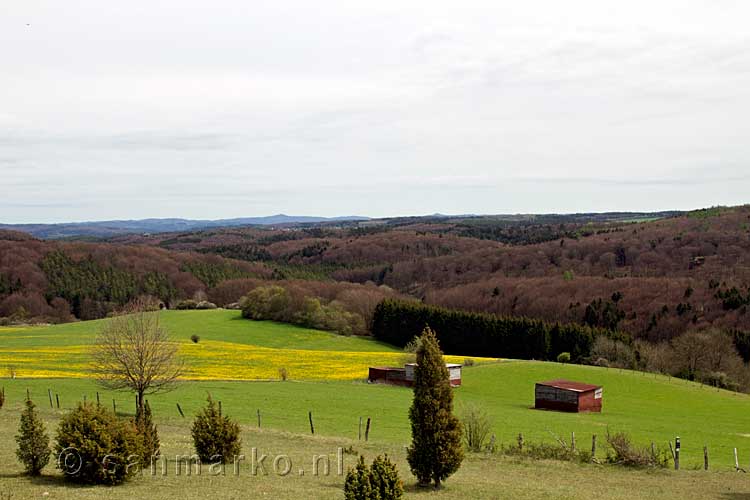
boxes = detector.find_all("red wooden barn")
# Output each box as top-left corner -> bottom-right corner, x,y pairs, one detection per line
534,379 -> 603,413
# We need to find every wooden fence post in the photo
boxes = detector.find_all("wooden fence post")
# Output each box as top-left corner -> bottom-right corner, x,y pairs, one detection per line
674,437 -> 680,471
113,399 -> 117,414
55,393 -> 60,409
703,445 -> 709,471
26,388 -> 30,401
257,409 -> 261,428
309,411 -> 315,435
176,403 -> 185,418
96,392 -> 100,406
365,417 -> 371,442
571,432 -> 576,452
358,417 -> 362,441
517,433 -> 524,451
735,448 -> 740,471
591,434 -> 597,462
48,389 -> 53,408
218,401 -> 222,416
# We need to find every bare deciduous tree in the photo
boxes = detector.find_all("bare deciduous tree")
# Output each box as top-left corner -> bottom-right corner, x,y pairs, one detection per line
92,302 -> 183,413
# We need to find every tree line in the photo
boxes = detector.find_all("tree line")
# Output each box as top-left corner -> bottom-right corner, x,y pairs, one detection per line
371,299 -> 627,362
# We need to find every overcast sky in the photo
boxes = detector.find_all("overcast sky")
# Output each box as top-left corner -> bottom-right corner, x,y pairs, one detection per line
1,0 -> 749,223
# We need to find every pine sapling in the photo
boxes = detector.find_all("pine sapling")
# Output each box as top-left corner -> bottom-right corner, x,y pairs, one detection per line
15,398 -> 51,476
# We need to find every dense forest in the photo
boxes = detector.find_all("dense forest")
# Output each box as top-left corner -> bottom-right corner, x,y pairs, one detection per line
97,206 -> 750,343
371,299 -> 623,361
2,206 -> 749,351
0,231 -> 271,321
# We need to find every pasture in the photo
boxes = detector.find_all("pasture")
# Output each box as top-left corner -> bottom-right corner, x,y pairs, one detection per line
1,310 -> 750,498
0,310 -> 480,380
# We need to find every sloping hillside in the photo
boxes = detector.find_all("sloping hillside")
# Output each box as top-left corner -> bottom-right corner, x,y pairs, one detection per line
102,206 -> 750,341
3,206 -> 750,344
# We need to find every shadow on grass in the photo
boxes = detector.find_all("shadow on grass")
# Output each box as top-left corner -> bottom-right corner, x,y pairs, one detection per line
404,482 -> 442,494
0,471 -> 67,487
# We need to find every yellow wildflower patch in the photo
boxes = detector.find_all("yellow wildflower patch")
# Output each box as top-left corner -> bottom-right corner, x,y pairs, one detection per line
0,338 -> 493,381
179,340 -> 489,381
0,314 -> 496,381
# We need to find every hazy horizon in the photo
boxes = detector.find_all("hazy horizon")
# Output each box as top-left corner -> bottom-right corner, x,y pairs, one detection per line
3,1 -> 749,223
0,207 -> 704,227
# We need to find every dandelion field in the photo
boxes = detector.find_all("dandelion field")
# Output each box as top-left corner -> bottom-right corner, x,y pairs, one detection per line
0,310 -> 486,380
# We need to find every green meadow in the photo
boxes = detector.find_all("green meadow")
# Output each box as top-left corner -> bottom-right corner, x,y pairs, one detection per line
1,311 -> 750,498
0,309 -> 399,352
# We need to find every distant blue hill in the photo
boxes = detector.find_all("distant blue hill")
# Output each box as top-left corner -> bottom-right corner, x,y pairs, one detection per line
0,214 -> 371,239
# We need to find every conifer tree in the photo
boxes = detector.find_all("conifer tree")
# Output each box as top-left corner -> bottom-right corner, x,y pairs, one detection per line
191,395 -> 241,463
55,401 -> 142,485
15,398 -> 51,476
370,454 -> 403,499
344,455 -> 373,500
407,327 -> 463,488
343,454 -> 404,500
136,399 -> 160,462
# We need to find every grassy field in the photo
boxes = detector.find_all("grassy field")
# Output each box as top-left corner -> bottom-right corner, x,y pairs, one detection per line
1,362 -> 749,469
1,310 -> 750,498
1,397 -> 749,499
0,310 -> 481,380
0,413 -> 750,500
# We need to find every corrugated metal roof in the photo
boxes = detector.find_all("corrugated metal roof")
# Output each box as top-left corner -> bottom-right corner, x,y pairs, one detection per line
536,379 -> 601,392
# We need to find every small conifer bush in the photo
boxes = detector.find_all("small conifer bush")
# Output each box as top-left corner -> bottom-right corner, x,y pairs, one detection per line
370,455 -> 403,499
15,398 -> 51,476
344,456 -> 373,500
344,455 -> 403,500
55,402 -> 142,485
191,395 -> 241,463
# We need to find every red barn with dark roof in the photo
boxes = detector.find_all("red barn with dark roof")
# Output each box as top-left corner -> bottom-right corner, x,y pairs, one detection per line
535,379 -> 603,413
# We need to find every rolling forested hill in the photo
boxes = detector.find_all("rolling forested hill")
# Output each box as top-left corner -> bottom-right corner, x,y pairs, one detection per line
2,206 -> 749,346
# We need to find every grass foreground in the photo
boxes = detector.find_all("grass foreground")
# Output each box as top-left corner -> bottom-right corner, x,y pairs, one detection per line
0,406 -> 749,500
2,310 -> 750,498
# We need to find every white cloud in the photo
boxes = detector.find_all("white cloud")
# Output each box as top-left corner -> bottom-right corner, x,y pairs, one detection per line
1,0 -> 749,222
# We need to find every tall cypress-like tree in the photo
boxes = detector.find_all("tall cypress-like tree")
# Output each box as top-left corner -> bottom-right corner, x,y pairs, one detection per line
15,398 -> 51,476
136,399 -> 160,463
407,327 -> 463,488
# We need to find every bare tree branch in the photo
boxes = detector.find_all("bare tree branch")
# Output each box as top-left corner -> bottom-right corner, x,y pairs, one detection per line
91,299 -> 183,411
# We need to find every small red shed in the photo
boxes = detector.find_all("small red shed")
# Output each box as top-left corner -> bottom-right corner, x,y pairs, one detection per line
534,379 -> 602,413
368,363 -> 462,387
367,366 -> 410,387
